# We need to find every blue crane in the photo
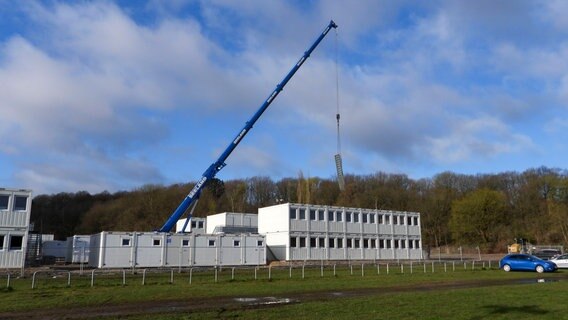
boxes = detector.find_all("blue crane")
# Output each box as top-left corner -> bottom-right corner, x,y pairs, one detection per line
159,20 -> 338,233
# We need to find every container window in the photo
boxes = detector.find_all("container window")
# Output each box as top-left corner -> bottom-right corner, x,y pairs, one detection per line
369,214 -> 375,224
121,238 -> 131,246
354,239 -> 360,248
299,237 -> 306,248
318,210 -> 324,221
153,239 -> 161,246
257,240 -> 263,247
9,235 -> 23,250
347,238 -> 352,248
362,214 -> 368,223
191,221 -> 197,228
309,210 -> 316,221
290,208 -> 297,219
13,196 -> 27,211
318,237 -> 325,248
353,213 -> 359,223
299,209 -> 306,220
386,239 -> 391,249
370,239 -> 376,248
197,221 -> 204,228
0,235 -> 4,249
337,238 -> 343,248
414,217 -> 419,226
378,214 -> 383,224
290,237 -> 297,248
379,239 -> 385,249
182,239 -> 190,247
328,211 -> 334,222
310,237 -> 317,248
329,238 -> 335,248
0,195 -> 8,210
233,240 -> 241,247
336,211 -> 342,222
346,212 -> 352,222
208,239 -> 216,247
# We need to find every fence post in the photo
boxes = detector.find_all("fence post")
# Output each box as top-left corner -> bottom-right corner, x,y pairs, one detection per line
255,267 -> 258,280
269,266 -> 272,280
91,269 -> 96,288
386,263 -> 389,274
289,266 -> 292,279
122,270 -> 126,286
400,263 -> 404,274
31,271 -> 38,289
232,267 -> 235,280
431,261 -> 435,273
362,264 -> 365,277
189,268 -> 193,285
67,272 -> 71,287
377,264 -> 380,275
334,264 -> 337,276
423,262 -> 426,273
171,269 -> 174,284
410,261 -> 413,274
215,267 -> 218,283
350,264 -> 353,275
452,261 -> 455,272
6,274 -> 10,288
444,262 -> 447,272
302,265 -> 305,279
142,269 -> 146,285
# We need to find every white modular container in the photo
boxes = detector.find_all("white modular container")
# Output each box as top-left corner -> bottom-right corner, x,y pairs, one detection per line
206,212 -> 257,234
0,188 -> 32,269
258,203 -> 423,261
66,235 -> 91,263
88,231 -> 266,269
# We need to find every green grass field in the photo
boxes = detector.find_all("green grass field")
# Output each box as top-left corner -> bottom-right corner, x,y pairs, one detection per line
1,265 -> 567,319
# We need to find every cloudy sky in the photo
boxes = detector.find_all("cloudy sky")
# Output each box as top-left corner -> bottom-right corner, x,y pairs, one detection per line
1,0 -> 567,195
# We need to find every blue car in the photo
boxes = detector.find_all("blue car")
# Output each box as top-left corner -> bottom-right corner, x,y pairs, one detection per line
499,254 -> 557,273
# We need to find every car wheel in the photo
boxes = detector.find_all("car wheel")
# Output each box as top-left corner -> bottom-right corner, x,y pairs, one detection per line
536,265 -> 545,273
503,264 -> 511,272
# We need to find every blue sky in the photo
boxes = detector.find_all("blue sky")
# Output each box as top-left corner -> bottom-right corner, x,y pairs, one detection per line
1,0 -> 567,195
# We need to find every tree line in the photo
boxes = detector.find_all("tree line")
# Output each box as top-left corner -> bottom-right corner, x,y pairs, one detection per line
31,166 -> 568,252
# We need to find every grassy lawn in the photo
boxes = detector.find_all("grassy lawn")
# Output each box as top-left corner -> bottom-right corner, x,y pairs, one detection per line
151,281 -> 568,320
0,265 -> 566,319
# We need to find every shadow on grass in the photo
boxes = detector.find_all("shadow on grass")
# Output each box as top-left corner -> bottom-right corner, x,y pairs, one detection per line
472,304 -> 548,319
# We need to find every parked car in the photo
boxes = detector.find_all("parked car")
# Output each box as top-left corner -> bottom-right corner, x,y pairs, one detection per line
550,254 -> 568,268
532,249 -> 562,260
499,254 -> 557,273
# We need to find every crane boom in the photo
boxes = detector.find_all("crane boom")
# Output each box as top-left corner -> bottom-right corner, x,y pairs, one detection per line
158,20 -> 338,232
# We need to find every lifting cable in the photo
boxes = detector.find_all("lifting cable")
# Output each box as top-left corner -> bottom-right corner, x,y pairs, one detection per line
334,28 -> 346,191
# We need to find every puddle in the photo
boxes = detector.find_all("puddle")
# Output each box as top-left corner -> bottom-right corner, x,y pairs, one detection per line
518,278 -> 561,284
234,297 -> 297,306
